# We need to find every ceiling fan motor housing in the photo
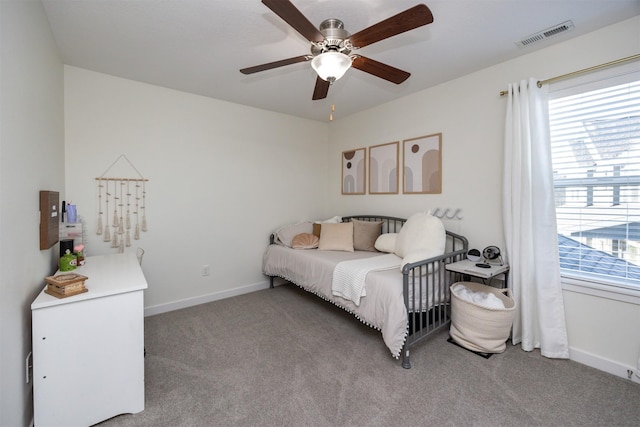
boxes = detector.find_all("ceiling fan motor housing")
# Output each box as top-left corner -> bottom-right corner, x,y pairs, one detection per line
311,19 -> 352,56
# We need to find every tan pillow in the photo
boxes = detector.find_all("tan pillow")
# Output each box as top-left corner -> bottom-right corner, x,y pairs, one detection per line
352,220 -> 383,252
312,216 -> 341,237
291,233 -> 319,249
318,222 -> 354,252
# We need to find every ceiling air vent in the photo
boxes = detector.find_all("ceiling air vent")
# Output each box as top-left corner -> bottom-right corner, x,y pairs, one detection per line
516,20 -> 575,47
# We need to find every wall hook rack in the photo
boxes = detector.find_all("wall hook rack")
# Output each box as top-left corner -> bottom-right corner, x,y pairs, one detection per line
432,208 -> 462,220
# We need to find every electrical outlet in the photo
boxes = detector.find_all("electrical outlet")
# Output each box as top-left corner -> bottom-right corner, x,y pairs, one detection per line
201,265 -> 210,276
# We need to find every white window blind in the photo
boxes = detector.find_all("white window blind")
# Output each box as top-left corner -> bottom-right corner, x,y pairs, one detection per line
549,78 -> 640,289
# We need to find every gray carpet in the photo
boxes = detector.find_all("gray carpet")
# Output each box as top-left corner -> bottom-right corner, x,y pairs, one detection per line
99,283 -> 640,426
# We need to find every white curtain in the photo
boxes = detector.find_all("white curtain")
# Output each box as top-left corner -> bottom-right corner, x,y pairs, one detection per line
503,78 -> 569,358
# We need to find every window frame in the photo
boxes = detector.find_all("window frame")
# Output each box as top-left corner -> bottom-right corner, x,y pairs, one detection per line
548,62 -> 640,303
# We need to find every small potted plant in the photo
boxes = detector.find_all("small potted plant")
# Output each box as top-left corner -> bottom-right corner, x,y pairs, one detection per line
74,244 -> 85,266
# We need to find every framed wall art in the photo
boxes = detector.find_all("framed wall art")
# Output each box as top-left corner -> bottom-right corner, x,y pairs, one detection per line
369,141 -> 399,194
342,147 -> 366,195
403,133 -> 442,194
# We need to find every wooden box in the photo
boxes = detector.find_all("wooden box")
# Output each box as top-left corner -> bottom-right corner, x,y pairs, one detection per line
45,274 -> 88,298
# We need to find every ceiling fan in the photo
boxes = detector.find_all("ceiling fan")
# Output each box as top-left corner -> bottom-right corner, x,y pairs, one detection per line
240,0 -> 434,100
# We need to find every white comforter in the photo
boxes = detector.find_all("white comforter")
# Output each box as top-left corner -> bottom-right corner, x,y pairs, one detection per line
262,245 -> 444,358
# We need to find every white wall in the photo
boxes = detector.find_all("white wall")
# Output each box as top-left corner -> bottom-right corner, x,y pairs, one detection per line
1,8 -> 636,426
327,16 -> 640,379
327,72 -> 504,246
0,1 -> 65,426
563,289 -> 640,379
64,66 -> 330,313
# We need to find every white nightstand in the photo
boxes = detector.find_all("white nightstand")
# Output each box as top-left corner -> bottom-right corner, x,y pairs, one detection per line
31,253 -> 147,426
445,259 -> 509,287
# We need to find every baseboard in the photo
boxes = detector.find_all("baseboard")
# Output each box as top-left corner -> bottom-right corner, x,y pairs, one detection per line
144,280 -> 271,317
570,346 -> 640,384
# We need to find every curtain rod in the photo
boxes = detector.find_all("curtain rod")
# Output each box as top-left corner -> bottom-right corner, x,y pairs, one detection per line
499,53 -> 640,96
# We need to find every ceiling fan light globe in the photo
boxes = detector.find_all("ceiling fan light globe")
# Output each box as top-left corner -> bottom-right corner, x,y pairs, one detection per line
311,52 -> 352,82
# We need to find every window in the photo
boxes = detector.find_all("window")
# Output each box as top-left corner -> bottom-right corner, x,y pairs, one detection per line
549,73 -> 640,290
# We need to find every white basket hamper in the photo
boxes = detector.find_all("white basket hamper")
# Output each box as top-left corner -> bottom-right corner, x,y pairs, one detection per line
449,281 -> 516,353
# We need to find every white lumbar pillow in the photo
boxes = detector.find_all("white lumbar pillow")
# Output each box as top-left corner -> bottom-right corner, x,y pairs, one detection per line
394,212 -> 446,258
374,233 -> 398,253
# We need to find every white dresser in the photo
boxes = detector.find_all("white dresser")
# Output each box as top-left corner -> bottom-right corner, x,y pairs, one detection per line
31,253 -> 148,427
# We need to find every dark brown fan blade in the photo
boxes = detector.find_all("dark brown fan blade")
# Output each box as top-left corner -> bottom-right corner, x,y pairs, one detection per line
349,4 -> 433,49
262,0 -> 324,42
351,56 -> 410,84
240,55 -> 309,74
312,76 -> 330,100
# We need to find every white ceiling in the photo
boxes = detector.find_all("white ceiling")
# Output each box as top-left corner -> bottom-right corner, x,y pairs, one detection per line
41,0 -> 640,122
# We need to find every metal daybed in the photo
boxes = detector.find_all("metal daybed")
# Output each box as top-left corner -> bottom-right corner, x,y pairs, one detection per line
262,215 -> 468,369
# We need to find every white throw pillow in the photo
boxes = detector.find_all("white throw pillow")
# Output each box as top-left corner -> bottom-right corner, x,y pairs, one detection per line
274,221 -> 313,247
394,212 -> 446,258
315,215 -> 342,224
374,233 -> 398,253
401,248 -> 443,272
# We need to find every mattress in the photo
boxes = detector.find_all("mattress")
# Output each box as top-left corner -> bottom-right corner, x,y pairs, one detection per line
262,244 -> 446,358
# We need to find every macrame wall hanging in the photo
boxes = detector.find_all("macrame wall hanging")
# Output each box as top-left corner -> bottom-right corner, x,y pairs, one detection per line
95,154 -> 149,253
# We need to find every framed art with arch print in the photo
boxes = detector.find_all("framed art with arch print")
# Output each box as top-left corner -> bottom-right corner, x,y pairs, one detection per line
369,141 -> 399,194
342,147 -> 366,195
403,133 -> 442,194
